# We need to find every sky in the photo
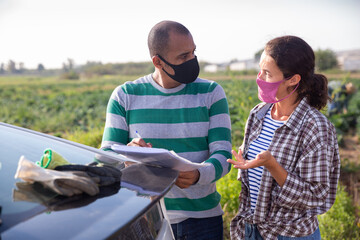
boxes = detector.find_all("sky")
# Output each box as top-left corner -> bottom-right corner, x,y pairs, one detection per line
0,0 -> 359,69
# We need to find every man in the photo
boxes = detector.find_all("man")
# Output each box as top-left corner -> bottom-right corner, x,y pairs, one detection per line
101,20 -> 232,239
328,81 -> 357,116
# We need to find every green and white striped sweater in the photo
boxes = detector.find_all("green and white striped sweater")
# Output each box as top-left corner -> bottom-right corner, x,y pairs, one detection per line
101,74 -> 232,223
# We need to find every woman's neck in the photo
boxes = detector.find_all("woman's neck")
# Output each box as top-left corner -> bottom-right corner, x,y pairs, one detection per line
271,97 -> 300,121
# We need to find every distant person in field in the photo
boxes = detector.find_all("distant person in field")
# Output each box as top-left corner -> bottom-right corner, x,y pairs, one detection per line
327,80 -> 357,116
101,20 -> 232,240
227,36 -> 340,240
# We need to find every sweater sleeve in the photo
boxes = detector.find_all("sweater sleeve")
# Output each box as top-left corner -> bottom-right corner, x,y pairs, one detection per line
101,85 -> 129,151
197,83 -> 232,185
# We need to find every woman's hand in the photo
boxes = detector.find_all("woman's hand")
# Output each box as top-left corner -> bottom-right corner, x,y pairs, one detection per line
227,149 -> 287,186
227,148 -> 246,168
227,149 -> 275,169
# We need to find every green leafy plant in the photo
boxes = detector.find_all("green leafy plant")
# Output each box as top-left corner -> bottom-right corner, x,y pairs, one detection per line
217,164 -> 241,240
318,185 -> 360,240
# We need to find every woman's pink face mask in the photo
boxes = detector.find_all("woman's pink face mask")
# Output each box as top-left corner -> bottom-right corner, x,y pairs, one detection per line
256,73 -> 299,103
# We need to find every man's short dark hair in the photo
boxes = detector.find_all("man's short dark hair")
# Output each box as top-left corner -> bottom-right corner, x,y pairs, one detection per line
148,20 -> 190,57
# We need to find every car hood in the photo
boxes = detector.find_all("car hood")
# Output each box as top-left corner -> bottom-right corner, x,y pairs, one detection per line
0,123 -> 178,239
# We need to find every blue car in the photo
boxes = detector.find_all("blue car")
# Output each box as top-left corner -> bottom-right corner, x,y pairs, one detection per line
0,122 -> 177,239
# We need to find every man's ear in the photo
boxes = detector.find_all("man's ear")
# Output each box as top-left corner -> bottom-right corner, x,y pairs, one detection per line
152,55 -> 162,69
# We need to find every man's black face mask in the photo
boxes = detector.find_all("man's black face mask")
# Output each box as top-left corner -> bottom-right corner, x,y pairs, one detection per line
157,55 -> 200,84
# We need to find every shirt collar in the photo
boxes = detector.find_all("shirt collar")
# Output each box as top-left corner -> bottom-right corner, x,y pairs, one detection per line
255,98 -> 310,134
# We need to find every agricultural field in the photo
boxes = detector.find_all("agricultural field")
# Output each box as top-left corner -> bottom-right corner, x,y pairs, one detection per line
1,72 -> 359,239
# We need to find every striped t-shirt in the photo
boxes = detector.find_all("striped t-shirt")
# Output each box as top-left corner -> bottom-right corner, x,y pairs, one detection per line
101,74 -> 232,223
246,106 -> 285,210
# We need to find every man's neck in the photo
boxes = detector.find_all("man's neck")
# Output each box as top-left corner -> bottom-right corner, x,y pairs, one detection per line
152,71 -> 182,89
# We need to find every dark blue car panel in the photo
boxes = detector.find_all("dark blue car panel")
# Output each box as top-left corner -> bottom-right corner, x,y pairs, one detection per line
0,123 -> 177,239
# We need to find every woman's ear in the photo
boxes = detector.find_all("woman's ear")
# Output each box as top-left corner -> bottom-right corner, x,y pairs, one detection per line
289,74 -> 301,86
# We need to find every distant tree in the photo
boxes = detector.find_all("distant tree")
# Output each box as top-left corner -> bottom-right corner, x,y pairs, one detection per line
37,63 -> 45,72
62,58 -> 75,72
60,58 -> 79,80
18,62 -> 25,73
80,61 -> 153,76
315,49 -> 338,71
62,62 -> 69,72
84,61 -> 102,67
67,58 -> 74,70
0,63 -> 4,74
254,48 -> 264,62
7,60 -> 17,73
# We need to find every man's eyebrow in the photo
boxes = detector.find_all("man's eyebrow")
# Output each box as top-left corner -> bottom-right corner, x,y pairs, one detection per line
177,51 -> 190,58
178,46 -> 196,57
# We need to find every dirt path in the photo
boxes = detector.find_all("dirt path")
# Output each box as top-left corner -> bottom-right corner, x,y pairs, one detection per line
339,133 -> 360,209
340,134 -> 360,164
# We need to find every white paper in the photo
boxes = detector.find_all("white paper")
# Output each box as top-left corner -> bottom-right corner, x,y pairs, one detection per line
110,144 -> 203,171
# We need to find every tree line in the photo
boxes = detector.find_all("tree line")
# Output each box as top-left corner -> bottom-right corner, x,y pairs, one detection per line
0,49 -> 339,78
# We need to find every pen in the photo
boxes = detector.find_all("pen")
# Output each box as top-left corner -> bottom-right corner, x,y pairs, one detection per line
135,130 -> 142,139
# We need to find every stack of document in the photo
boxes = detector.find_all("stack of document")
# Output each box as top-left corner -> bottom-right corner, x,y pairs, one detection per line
111,144 -> 202,171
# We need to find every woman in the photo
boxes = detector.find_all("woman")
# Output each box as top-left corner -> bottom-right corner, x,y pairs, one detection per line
227,36 -> 340,240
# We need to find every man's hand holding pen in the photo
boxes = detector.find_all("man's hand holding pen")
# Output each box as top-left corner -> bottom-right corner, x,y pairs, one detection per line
127,131 -> 199,189
127,131 -> 152,148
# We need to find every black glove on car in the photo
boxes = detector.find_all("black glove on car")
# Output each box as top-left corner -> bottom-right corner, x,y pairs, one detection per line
55,163 -> 121,187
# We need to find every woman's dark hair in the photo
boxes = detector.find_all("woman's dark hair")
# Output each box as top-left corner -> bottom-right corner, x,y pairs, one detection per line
265,35 -> 330,110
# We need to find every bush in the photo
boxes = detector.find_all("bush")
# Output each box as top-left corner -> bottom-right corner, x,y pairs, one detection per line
328,113 -> 358,147
318,184 -> 360,239
65,126 -> 104,148
219,179 -> 359,239
315,49 -> 338,71
217,78 -> 259,147
218,159 -> 241,240
59,70 -> 79,80
218,166 -> 241,213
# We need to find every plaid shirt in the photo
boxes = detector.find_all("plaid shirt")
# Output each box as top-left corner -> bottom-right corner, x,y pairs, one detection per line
230,98 -> 340,240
